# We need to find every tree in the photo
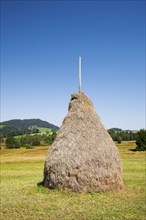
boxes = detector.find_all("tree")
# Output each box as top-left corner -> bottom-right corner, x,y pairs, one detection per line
116,135 -> 122,144
20,135 -> 32,146
5,136 -> 20,149
135,129 -> 146,151
43,131 -> 57,145
51,131 -> 57,142
0,134 -> 4,144
32,135 -> 40,146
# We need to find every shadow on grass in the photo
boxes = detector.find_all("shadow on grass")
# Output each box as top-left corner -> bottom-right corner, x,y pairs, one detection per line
37,180 -> 44,187
129,148 -> 137,152
129,148 -> 145,152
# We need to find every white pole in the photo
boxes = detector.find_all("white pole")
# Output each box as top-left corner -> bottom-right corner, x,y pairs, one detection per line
78,56 -> 81,92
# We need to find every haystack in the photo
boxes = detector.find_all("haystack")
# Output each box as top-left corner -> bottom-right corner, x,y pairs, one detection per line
43,92 -> 123,192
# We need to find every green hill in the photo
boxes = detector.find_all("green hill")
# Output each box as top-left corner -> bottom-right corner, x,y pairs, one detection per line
0,119 -> 59,137
108,128 -> 122,132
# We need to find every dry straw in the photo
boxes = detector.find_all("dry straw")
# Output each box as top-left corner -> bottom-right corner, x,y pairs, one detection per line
43,92 -> 123,192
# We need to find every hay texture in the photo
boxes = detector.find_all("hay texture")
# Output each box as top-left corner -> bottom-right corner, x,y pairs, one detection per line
44,92 -> 123,192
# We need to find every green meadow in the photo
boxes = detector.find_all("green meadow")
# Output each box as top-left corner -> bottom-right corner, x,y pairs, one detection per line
0,142 -> 145,220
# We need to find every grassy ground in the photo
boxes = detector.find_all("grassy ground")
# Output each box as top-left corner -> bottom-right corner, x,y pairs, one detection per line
37,127 -> 51,133
0,142 -> 145,220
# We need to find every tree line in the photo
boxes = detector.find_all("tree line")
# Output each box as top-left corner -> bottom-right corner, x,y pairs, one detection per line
3,131 -> 57,149
108,129 -> 146,151
1,129 -> 145,151
108,129 -> 138,143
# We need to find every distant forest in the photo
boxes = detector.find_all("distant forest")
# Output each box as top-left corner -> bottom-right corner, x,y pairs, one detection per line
108,128 -> 138,143
0,119 -> 138,143
0,119 -> 145,151
0,119 -> 59,137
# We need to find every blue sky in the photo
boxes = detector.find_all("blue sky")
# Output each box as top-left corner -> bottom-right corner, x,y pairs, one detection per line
1,0 -> 145,130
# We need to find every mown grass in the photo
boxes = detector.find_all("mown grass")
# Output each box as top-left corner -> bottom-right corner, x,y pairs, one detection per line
37,127 -> 51,133
0,142 -> 145,220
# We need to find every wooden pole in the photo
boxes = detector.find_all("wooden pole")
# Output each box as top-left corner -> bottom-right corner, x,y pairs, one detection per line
78,56 -> 81,92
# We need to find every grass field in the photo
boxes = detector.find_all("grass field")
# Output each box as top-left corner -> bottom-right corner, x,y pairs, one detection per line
0,141 -> 145,220
37,127 -> 52,133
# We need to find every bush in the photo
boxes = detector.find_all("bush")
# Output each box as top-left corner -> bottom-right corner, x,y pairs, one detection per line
117,136 -> 122,144
135,129 -> 146,151
25,144 -> 33,149
5,136 -> 20,149
32,135 -> 40,146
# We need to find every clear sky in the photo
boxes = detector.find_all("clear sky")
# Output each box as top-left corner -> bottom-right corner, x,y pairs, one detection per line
1,0 -> 145,130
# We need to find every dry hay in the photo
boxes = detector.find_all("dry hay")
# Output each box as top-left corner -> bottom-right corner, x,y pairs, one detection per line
43,92 -> 123,192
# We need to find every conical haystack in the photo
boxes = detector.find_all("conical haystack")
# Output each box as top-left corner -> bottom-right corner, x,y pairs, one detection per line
43,92 -> 123,192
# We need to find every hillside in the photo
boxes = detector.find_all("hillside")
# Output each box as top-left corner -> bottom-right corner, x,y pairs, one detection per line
0,119 -> 59,137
